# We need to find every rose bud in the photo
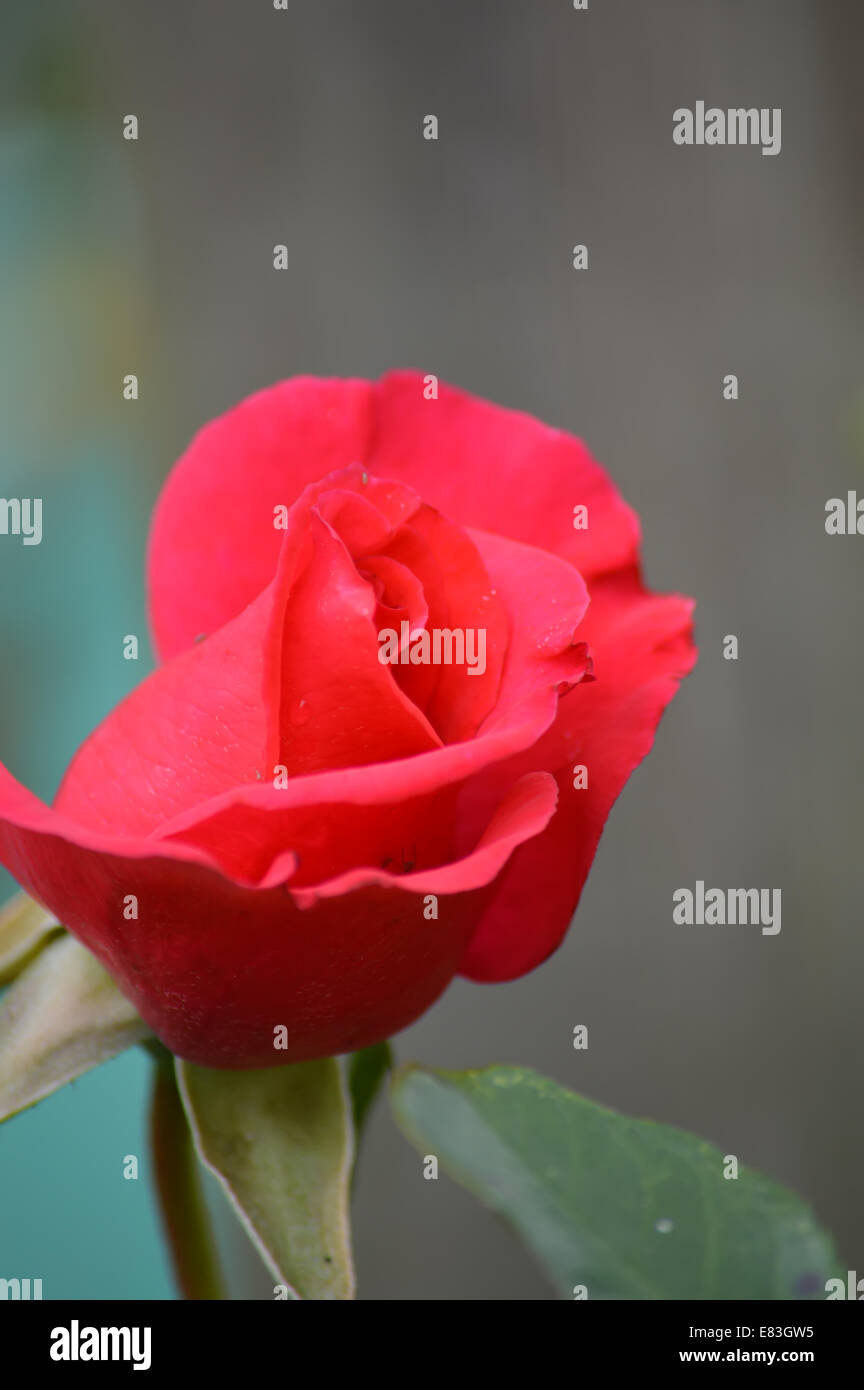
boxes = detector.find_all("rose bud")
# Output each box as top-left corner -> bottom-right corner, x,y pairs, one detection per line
0,374 -> 695,1066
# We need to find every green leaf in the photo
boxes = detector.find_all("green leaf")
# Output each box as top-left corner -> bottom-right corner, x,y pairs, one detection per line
0,891 -> 60,985
0,934 -> 150,1122
348,1041 -> 392,1137
176,1058 -> 355,1301
390,1064 -> 839,1300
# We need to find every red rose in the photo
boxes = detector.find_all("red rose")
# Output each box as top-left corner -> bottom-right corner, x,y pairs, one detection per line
0,374 -> 695,1066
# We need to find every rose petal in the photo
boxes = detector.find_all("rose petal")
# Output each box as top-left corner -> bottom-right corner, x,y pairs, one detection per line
460,579 -> 696,980
148,526 -> 591,886
149,378 -> 375,662
53,565 -> 285,837
56,484 -> 442,836
147,374 -> 639,660
0,760 -> 557,1066
275,510 -> 441,774
370,372 -> 641,582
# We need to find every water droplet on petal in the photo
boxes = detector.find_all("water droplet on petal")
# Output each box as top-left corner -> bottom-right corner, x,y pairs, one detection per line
290,699 -> 310,726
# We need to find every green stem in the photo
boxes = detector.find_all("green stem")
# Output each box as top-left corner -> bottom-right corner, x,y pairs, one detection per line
148,1044 -> 226,1300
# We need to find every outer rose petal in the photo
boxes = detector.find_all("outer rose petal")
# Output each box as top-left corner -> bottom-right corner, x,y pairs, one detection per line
53,556 -> 285,836
161,782 -> 459,887
149,377 -> 374,661
369,373 -> 640,581
148,374 -> 639,660
459,577 -> 696,980
0,762 -> 557,1065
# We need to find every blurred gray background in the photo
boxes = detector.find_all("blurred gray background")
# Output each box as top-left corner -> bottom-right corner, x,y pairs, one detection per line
0,0 -> 861,1299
